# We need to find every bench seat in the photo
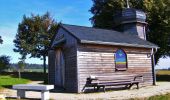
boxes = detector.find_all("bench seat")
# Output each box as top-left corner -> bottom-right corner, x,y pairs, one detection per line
13,84 -> 54,91
13,84 -> 54,100
97,80 -> 140,92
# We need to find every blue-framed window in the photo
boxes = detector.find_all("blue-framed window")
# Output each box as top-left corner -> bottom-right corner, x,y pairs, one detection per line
115,49 -> 127,71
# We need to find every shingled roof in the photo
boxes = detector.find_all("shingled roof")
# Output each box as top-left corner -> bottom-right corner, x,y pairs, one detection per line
60,24 -> 158,48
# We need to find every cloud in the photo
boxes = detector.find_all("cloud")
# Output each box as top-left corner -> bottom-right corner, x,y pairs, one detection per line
156,57 -> 170,69
0,24 -> 17,45
0,23 -> 44,64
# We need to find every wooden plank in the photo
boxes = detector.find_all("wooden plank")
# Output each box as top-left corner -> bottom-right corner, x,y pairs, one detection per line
77,44 -> 153,92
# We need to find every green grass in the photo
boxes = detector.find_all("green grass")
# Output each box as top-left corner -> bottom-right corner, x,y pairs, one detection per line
0,72 -> 47,90
131,93 -> 170,100
148,93 -> 170,100
0,75 -> 29,89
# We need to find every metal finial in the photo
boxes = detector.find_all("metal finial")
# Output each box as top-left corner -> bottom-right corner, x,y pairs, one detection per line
126,0 -> 130,8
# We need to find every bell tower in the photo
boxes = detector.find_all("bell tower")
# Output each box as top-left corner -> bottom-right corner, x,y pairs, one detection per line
114,1 -> 147,40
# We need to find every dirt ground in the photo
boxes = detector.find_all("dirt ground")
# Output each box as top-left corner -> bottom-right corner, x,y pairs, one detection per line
1,82 -> 170,100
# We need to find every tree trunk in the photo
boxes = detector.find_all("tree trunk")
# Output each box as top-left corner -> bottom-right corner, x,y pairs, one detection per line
43,55 -> 46,74
43,55 -> 47,83
18,69 -> 21,79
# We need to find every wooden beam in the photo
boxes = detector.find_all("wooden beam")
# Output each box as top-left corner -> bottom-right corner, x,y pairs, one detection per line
151,54 -> 156,85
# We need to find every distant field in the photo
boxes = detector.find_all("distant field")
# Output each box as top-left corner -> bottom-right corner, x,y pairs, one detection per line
156,70 -> 170,82
24,69 -> 46,72
7,69 -> 48,73
156,70 -> 170,75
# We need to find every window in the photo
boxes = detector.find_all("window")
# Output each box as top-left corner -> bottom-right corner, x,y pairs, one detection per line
115,49 -> 127,71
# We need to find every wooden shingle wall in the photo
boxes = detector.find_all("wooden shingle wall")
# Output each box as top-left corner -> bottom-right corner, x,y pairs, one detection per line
48,50 -> 56,84
77,44 -> 153,92
48,28 -> 78,92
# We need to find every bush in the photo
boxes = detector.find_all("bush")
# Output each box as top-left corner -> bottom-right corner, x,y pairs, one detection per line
0,55 -> 10,72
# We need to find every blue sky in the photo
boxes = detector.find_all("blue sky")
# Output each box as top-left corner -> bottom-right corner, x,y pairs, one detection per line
0,0 -> 92,64
0,0 -> 169,69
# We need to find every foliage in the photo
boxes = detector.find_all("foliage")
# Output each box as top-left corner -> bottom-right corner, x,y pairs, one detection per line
0,55 -> 10,72
90,0 -> 170,64
0,36 -> 2,44
13,12 -> 58,74
1,72 -> 47,81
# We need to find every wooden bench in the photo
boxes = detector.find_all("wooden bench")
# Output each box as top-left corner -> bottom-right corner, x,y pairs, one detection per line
82,75 -> 143,92
13,84 -> 54,100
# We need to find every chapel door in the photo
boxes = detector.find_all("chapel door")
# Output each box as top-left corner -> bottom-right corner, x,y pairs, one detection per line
55,48 -> 65,87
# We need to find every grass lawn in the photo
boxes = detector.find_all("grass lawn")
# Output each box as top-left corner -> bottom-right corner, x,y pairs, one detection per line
148,93 -> 170,100
131,93 -> 170,100
0,72 -> 47,90
0,75 -> 30,90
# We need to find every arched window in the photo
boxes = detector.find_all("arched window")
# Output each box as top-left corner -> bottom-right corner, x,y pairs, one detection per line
115,49 -> 127,71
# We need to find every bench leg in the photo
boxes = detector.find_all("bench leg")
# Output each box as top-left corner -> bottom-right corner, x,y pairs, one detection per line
17,90 -> 25,99
128,84 -> 133,89
129,83 -> 139,89
97,86 -> 100,91
103,86 -> 106,92
82,86 -> 86,92
94,86 -> 96,90
136,83 -> 139,89
41,91 -> 49,100
125,84 -> 129,88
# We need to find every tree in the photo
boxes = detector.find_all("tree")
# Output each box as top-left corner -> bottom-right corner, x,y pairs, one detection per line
0,55 -> 10,72
90,0 -> 170,64
13,12 -> 58,76
17,60 -> 25,78
0,36 -> 3,44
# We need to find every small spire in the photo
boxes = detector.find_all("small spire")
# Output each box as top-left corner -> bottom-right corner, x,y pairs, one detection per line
126,0 -> 130,8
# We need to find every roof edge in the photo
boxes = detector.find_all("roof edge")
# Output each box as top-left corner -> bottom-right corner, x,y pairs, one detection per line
60,24 -> 81,42
80,40 -> 159,49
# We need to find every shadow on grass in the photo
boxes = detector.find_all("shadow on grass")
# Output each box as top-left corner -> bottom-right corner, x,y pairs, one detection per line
1,85 -> 12,89
6,97 -> 40,100
156,75 -> 170,82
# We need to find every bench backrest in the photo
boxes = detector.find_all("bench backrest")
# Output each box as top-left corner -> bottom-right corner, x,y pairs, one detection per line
88,73 -> 143,83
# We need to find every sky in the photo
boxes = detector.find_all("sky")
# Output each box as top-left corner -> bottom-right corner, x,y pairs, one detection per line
0,0 -> 169,69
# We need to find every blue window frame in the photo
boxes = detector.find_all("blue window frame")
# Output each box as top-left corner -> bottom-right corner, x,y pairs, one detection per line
115,49 -> 127,71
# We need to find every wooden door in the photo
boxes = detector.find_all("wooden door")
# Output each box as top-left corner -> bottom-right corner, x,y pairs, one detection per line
55,48 -> 65,87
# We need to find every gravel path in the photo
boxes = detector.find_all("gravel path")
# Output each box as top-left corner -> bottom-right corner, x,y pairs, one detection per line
1,82 -> 170,100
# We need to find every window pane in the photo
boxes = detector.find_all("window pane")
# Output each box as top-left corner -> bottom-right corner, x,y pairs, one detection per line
115,49 -> 127,70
